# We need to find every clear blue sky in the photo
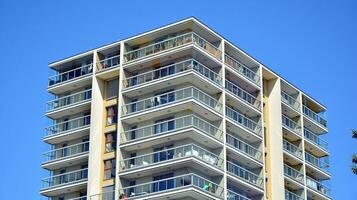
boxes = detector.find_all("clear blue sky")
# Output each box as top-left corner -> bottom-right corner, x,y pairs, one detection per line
0,0 -> 356,199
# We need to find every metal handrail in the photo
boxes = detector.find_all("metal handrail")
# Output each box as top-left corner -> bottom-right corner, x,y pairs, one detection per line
225,79 -> 261,109
226,107 -> 262,136
43,141 -> 89,162
281,91 -> 300,111
285,190 -> 304,200
48,63 -> 93,87
306,176 -> 331,197
46,89 -> 92,112
226,161 -> 263,188
304,129 -> 328,150
284,164 -> 304,183
305,152 -> 329,172
302,105 -> 327,128
224,54 -> 260,85
41,168 -> 88,189
227,190 -> 251,200
96,55 -> 120,72
282,114 -> 301,135
283,139 -> 303,159
226,133 -> 262,162
45,115 -> 90,136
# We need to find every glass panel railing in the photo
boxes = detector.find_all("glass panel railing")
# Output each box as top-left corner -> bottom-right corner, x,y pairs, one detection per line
46,89 -> 92,112
41,168 -> 88,189
226,107 -> 262,136
305,152 -> 329,172
43,141 -> 89,162
68,196 -> 87,200
118,173 -> 224,199
122,87 -> 222,115
120,144 -> 223,170
285,190 -> 304,200
226,133 -> 262,162
302,105 -> 327,128
225,80 -> 261,110
304,129 -> 328,150
124,59 -> 222,88
227,190 -> 251,200
124,32 -> 222,62
90,190 -> 115,200
306,176 -> 331,197
48,64 -> 93,87
284,164 -> 304,183
283,140 -> 303,159
45,115 -> 91,137
282,115 -> 301,135
97,55 -> 120,72
226,161 -> 263,188
121,114 -> 223,143
224,54 -> 260,85
281,91 -> 300,111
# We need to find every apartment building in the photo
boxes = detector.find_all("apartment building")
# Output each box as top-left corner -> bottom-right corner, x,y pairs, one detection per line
40,17 -> 331,200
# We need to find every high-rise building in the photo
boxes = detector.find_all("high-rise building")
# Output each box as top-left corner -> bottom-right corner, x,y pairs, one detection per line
40,17 -> 331,200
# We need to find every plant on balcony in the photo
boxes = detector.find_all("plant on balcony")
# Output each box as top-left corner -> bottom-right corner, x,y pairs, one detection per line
352,130 -> 357,174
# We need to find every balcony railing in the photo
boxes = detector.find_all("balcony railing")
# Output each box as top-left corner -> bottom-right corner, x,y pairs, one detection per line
124,32 -> 222,62
117,173 -> 224,199
90,190 -> 115,200
285,190 -> 304,200
123,59 -> 222,88
120,144 -> 223,171
225,80 -> 261,110
226,161 -> 263,188
43,141 -> 89,162
283,140 -> 303,159
284,164 -> 304,183
306,176 -> 331,197
305,152 -> 329,172
45,115 -> 90,137
46,89 -> 92,112
68,196 -> 87,200
302,105 -> 327,128
224,54 -> 260,85
48,64 -> 93,87
282,115 -> 301,135
226,133 -> 262,162
41,168 -> 88,189
227,190 -> 251,200
122,87 -> 222,115
304,129 -> 328,150
226,107 -> 262,136
281,91 -> 300,111
97,55 -> 120,72
121,114 -> 223,143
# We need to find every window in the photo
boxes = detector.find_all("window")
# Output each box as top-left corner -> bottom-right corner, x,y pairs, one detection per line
104,159 -> 116,180
105,132 -> 117,153
106,106 -> 118,126
103,185 -> 115,200
106,78 -> 119,99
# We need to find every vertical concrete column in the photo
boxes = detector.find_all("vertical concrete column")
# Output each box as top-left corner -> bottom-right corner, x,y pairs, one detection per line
299,93 -> 308,200
220,39 -> 227,199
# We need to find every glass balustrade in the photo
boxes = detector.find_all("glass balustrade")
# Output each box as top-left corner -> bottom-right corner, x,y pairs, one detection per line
226,133 -> 262,162
302,105 -> 327,128
226,161 -> 263,188
224,54 -> 260,85
43,141 -> 89,162
284,164 -> 304,183
90,190 -> 115,200
122,87 -> 222,115
226,107 -> 261,136
306,177 -> 331,197
48,64 -> 93,87
46,89 -> 92,112
285,190 -> 304,200
227,190 -> 251,200
120,144 -> 223,170
45,115 -> 91,137
305,152 -> 329,172
304,129 -> 328,150
41,168 -> 88,189
97,55 -> 120,72
121,114 -> 223,143
283,140 -> 303,159
281,91 -> 300,111
124,59 -> 222,88
282,115 -> 301,135
225,80 -> 261,110
68,196 -> 87,200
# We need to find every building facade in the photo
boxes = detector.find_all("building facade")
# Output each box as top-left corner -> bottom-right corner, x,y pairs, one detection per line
40,17 -> 331,200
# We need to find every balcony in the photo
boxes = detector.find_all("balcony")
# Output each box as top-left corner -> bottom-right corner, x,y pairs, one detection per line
225,80 -> 261,110
117,173 -> 224,199
40,168 -> 88,196
285,190 -> 304,200
227,190 -> 251,200
45,89 -> 92,119
124,32 -> 222,63
284,164 -> 304,184
224,54 -> 260,86
283,140 -> 303,160
305,152 -> 329,173
90,191 -> 114,200
96,55 -> 120,72
281,91 -> 300,111
68,197 -> 87,200
282,115 -> 301,136
226,133 -> 262,163
302,105 -> 327,129
120,115 -> 223,150
306,177 -> 331,198
226,161 -> 263,189
122,87 -> 222,121
123,59 -> 222,90
42,141 -> 89,170
226,107 -> 262,137
48,64 -> 93,88
119,144 -> 223,176
304,129 -> 328,155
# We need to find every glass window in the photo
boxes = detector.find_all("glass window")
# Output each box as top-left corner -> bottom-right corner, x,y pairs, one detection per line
105,132 -> 117,153
103,185 -> 115,200
106,106 -> 118,126
104,159 -> 116,180
106,78 -> 119,99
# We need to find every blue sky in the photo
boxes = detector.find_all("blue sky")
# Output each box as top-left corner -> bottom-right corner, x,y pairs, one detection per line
0,0 -> 356,199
